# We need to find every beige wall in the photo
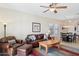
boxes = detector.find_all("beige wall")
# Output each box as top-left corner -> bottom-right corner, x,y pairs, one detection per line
0,7 -> 62,40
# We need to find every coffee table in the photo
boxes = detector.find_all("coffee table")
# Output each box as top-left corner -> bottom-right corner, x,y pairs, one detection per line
39,39 -> 60,55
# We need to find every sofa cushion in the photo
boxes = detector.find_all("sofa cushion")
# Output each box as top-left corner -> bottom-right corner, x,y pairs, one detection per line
36,34 -> 44,39
35,35 -> 38,40
8,40 -> 16,45
39,34 -> 44,39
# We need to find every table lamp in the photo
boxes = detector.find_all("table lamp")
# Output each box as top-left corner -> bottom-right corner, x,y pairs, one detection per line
3,23 -> 7,37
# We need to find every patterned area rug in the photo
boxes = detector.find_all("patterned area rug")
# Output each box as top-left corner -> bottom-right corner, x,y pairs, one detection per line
31,45 -> 79,56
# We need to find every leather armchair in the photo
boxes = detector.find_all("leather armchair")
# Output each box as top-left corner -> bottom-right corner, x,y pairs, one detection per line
0,36 -> 24,55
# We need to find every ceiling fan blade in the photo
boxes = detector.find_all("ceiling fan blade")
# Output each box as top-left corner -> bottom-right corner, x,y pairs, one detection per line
43,9 -> 49,13
51,6 -> 67,9
40,6 -> 49,8
49,3 -> 53,7
56,6 -> 67,8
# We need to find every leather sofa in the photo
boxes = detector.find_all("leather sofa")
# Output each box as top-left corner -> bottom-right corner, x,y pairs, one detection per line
25,34 -> 48,47
0,36 -> 24,55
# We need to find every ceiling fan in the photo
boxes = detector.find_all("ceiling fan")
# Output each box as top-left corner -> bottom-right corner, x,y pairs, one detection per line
40,3 -> 67,13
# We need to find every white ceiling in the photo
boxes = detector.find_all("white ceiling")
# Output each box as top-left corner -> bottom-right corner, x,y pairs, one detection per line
0,3 -> 79,20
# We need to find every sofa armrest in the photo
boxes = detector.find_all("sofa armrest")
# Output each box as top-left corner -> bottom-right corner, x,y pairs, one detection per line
8,47 -> 13,56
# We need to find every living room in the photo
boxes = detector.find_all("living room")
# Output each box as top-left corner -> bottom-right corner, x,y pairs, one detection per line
0,2 -> 79,56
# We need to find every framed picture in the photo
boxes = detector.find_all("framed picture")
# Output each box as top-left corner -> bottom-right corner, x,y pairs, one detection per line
32,22 -> 41,32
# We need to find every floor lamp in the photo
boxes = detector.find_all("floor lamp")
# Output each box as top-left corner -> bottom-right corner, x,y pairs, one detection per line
3,23 -> 6,37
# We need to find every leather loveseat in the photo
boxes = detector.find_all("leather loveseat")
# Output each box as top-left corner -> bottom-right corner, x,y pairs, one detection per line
25,34 -> 48,47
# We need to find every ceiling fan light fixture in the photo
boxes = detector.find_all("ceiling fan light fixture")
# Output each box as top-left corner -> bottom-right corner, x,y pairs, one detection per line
54,10 -> 57,13
40,3 -> 67,13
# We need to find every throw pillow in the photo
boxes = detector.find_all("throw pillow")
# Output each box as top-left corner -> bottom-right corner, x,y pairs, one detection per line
44,34 -> 48,40
29,35 -> 36,41
8,40 -> 15,45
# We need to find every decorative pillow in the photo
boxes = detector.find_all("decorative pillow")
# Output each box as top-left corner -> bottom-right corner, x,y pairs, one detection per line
0,39 -> 7,43
8,40 -> 15,45
37,35 -> 41,39
29,35 -> 36,41
39,34 -> 44,39
44,34 -> 48,40
37,34 -> 44,39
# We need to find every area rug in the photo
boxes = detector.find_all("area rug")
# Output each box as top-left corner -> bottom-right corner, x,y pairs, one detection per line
31,45 -> 79,56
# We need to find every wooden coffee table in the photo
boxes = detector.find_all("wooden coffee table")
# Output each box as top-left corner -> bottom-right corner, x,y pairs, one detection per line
39,39 -> 60,55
